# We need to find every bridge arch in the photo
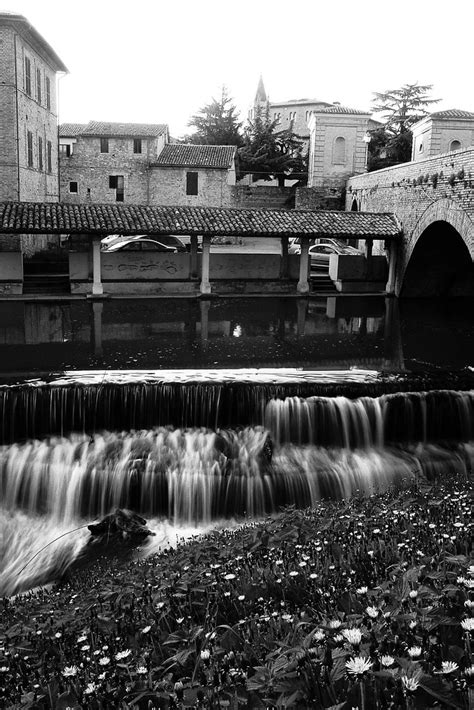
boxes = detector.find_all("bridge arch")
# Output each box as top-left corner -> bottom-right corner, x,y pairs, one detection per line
400,199 -> 474,296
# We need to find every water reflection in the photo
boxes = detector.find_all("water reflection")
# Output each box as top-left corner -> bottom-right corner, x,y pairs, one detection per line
0,296 -> 471,377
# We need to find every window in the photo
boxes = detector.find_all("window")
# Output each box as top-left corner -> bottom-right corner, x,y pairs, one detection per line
450,139 -> 461,152
47,140 -> 52,173
60,144 -> 71,157
25,56 -> 31,96
45,76 -> 51,109
186,171 -> 198,195
100,137 -> 109,153
36,68 -> 42,103
38,136 -> 43,171
109,175 -> 124,201
133,138 -> 142,154
27,131 -> 33,167
418,143 -> 424,153
69,181 -> 78,193
332,136 -> 346,165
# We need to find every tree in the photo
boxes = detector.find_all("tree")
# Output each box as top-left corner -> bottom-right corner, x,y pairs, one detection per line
185,86 -> 243,146
238,108 -> 307,187
368,83 -> 440,170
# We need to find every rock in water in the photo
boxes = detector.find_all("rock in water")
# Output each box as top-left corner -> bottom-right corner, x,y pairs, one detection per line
87,508 -> 155,544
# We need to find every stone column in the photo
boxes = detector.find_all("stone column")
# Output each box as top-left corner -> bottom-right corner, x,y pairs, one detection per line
190,234 -> 199,278
200,235 -> 211,295
297,236 -> 310,294
385,239 -> 398,295
280,235 -> 289,278
91,235 -> 103,296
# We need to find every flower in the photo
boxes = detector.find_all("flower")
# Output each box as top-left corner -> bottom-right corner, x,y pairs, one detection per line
465,665 -> 474,677
238,595 -> 245,601
356,586 -> 368,595
200,649 -> 211,660
380,655 -> 395,667
436,661 -> 459,674
62,665 -> 78,677
328,620 -> 341,629
141,625 -> 151,634
176,617 -> 184,624
289,571 -> 298,577
407,646 -> 422,658
401,672 -> 422,691
115,650 -> 131,660
99,656 -> 110,666
345,656 -> 373,676
224,573 -> 236,580
313,630 -> 325,642
461,618 -> 474,631
55,632 -> 62,639
84,683 -> 96,695
342,628 -> 362,645
409,590 -> 418,599
136,665 -> 148,675
365,606 -> 379,618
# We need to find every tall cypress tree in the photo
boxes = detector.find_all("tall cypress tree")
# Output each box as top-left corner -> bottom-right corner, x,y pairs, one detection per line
186,86 -> 243,146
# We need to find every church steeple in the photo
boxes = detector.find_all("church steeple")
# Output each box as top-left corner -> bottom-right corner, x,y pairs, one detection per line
255,75 -> 267,104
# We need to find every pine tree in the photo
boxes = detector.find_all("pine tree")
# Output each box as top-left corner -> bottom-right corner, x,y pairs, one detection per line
186,86 -> 243,146
238,107 -> 307,187
368,83 -> 440,170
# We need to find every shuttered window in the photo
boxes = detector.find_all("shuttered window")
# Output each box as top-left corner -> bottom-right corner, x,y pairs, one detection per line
186,172 -> 198,195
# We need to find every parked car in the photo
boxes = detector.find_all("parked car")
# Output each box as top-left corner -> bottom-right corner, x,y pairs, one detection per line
309,242 -> 362,270
101,235 -> 187,252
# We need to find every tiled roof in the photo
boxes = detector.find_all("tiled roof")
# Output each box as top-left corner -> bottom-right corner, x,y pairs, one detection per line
81,121 -> 168,137
153,144 -> 237,169
0,202 -> 401,240
270,98 -> 332,107
429,109 -> 474,120
59,123 -> 87,137
317,106 -> 370,115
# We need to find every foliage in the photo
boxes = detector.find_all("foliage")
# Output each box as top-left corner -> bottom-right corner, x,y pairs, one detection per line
184,86 -> 243,147
0,477 -> 472,709
238,107 -> 308,187
368,83 -> 440,171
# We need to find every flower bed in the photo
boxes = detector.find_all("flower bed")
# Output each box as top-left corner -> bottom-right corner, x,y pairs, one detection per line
0,477 -> 473,709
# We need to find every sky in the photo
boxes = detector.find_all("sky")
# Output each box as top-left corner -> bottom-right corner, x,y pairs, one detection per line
3,0 -> 474,138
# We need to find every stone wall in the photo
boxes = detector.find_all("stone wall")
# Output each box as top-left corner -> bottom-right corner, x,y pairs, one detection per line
231,185 -> 294,210
295,186 -> 345,211
149,167 -> 233,207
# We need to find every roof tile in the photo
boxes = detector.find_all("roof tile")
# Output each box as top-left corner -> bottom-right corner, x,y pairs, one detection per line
0,202 -> 401,240
81,121 -> 168,137
153,144 -> 237,169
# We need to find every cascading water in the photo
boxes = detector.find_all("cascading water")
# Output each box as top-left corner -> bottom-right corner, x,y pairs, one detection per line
1,372 -> 473,597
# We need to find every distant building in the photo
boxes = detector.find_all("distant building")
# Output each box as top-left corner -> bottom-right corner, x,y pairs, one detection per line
59,123 -> 237,207
0,12 -> 67,202
411,110 -> 474,161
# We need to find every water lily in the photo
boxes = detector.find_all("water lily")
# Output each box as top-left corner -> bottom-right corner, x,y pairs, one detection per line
345,656 -> 373,676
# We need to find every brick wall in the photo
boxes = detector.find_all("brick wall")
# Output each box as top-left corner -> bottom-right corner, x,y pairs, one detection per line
346,148 -> 474,233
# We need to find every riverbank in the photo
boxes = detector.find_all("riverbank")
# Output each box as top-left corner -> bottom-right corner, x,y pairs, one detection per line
1,476 -> 473,709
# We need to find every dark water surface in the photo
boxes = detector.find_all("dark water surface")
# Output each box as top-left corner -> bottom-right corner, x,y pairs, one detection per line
0,295 -> 472,378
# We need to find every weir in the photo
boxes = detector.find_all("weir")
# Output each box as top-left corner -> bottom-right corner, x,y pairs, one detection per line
1,369 -> 473,596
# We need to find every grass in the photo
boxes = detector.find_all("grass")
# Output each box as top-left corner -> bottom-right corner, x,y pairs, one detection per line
0,476 -> 473,709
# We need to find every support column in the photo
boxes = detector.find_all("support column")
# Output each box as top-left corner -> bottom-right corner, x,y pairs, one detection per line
280,236 -> 289,278
200,235 -> 211,295
200,299 -> 210,349
190,234 -> 199,279
91,235 -> 103,296
385,239 -> 398,295
91,301 -> 103,357
297,236 -> 310,294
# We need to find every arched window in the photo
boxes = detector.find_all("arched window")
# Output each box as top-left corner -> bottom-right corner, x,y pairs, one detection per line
450,139 -> 461,152
333,136 -> 346,165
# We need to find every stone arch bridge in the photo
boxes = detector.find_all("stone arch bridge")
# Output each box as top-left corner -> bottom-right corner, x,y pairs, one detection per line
346,147 -> 474,296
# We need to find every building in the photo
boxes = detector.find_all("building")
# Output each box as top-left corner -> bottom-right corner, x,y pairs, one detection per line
60,123 -> 237,208
59,121 -> 169,204
411,110 -> 474,162
0,13 -> 67,202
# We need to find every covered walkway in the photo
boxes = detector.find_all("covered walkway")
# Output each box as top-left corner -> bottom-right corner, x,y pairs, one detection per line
0,202 -> 401,297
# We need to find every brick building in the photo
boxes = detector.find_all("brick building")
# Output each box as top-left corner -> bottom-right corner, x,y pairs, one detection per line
411,110 -> 474,162
0,13 -> 67,203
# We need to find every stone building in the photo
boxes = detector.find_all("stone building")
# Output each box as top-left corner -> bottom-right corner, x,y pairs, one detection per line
0,13 -> 67,203
410,109 -> 474,162
60,123 -> 237,208
59,121 -> 169,204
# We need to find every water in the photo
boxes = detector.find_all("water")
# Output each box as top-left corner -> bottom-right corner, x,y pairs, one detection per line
0,296 -> 472,596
